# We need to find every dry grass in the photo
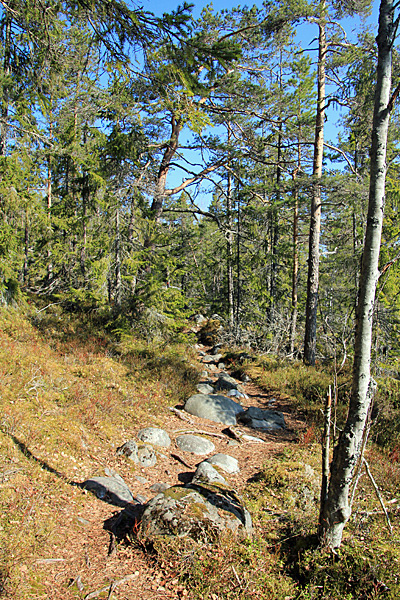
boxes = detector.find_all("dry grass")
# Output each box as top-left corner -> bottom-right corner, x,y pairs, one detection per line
1,304 -> 399,600
0,305 -> 199,599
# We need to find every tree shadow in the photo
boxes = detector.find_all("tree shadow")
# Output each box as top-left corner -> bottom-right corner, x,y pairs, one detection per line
7,433 -> 81,487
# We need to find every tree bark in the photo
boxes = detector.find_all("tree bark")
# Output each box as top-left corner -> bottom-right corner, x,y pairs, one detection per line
0,11 -> 11,157
304,10 -> 326,365
226,125 -> 235,331
319,0 -> 394,548
150,113 -> 182,223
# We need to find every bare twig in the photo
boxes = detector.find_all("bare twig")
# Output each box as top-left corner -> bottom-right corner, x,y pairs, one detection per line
170,453 -> 193,469
84,573 -> 139,600
364,459 -> 393,535
168,407 -> 194,423
173,429 -> 225,439
231,565 -> 243,588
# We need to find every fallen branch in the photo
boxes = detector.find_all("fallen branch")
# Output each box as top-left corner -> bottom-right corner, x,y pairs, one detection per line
84,573 -> 139,600
364,458 -> 393,535
35,558 -> 67,564
170,453 -> 193,469
173,428 -> 225,439
168,407 -> 194,423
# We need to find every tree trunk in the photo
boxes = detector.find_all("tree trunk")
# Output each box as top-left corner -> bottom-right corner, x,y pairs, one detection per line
319,0 -> 394,548
226,125 -> 235,331
304,10 -> 326,366
115,207 -> 121,310
289,172 -> 299,355
0,11 -> 11,157
150,114 -> 182,223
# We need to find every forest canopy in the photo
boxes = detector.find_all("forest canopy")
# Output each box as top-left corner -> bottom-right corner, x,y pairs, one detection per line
0,0 -> 399,372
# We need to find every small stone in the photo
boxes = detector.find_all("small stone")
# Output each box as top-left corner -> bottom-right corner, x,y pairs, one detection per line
137,427 -> 171,448
206,454 -> 239,474
241,434 -> 264,443
217,363 -> 225,370
150,482 -> 169,493
202,354 -> 223,364
193,462 -> 226,484
82,476 -> 134,506
197,383 -> 214,394
214,373 -> 240,392
117,440 -> 157,467
176,434 -> 215,455
135,475 -> 148,484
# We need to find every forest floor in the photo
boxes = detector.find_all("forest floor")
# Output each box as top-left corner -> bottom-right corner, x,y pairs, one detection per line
31,363 -> 306,600
1,306 -> 399,600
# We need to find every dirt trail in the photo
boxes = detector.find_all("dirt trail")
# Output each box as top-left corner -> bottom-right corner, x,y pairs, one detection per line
40,348 -> 306,600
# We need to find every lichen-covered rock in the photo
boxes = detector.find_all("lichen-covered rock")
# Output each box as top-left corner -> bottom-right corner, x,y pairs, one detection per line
137,427 -> 171,448
175,434 -> 215,455
139,483 -> 252,540
116,440 -> 157,467
184,393 -> 244,426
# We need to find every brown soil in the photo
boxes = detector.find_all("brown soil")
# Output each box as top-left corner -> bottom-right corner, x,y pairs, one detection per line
32,347 -> 307,600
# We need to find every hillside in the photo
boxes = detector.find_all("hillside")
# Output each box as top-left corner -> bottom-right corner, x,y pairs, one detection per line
0,304 -> 399,600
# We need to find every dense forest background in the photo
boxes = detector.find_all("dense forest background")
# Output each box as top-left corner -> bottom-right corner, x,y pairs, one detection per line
1,0 -> 400,372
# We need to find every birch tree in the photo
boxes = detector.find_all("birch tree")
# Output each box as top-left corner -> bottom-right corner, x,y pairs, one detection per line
319,0 -> 398,549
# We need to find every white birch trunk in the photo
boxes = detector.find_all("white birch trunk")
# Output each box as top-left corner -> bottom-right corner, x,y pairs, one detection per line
320,0 -> 394,548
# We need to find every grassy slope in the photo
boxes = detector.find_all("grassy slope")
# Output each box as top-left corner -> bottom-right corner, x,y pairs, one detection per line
0,304 -> 399,599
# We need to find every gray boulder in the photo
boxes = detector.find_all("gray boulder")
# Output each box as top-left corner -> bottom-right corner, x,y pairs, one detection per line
239,407 -> 286,430
139,483 -> 252,540
206,453 -> 240,474
116,440 -> 157,467
192,462 -> 227,485
137,427 -> 171,448
184,393 -> 244,426
176,434 -> 215,455
82,476 -> 135,507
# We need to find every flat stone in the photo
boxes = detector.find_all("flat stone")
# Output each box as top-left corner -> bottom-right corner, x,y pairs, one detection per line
206,453 -> 239,474
175,434 -> 215,455
197,383 -> 214,394
135,475 -> 149,484
241,434 -> 265,443
193,462 -> 227,484
184,393 -> 244,426
202,354 -> 223,364
82,476 -> 135,507
150,482 -> 169,493
137,427 -> 171,448
239,407 -> 286,430
217,363 -> 225,370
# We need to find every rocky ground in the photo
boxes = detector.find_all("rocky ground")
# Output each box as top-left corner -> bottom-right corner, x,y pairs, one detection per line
27,345 -> 307,600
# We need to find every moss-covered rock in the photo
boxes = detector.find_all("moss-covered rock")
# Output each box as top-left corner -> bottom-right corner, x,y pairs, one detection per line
139,483 -> 252,541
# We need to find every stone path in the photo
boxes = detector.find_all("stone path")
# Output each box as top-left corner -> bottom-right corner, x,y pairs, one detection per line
40,344 -> 306,600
